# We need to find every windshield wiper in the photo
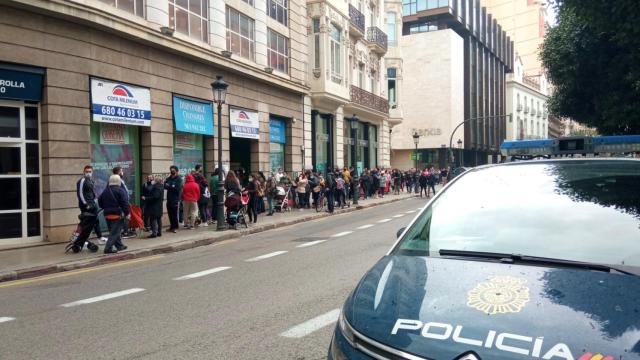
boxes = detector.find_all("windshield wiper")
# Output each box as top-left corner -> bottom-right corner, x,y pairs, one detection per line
438,249 -> 638,276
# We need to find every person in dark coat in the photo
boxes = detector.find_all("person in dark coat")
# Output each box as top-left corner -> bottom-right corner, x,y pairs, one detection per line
98,175 -> 131,254
142,175 -> 164,238
164,165 -> 183,233
141,174 -> 154,231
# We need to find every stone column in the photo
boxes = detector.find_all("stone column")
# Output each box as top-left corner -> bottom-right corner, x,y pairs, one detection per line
302,95 -> 313,169
335,105 -> 344,169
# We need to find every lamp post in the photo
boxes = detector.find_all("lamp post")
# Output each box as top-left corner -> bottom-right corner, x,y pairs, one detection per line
412,132 -> 420,170
350,114 -> 359,205
211,75 -> 228,231
457,138 -> 463,167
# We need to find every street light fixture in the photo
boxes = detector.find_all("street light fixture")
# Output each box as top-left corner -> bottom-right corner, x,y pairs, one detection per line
457,138 -> 463,167
412,132 -> 420,170
211,75 -> 228,231
350,114 -> 359,205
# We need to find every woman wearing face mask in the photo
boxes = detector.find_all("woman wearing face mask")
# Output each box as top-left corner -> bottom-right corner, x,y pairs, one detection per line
141,176 -> 164,238
246,173 -> 259,224
164,165 -> 183,233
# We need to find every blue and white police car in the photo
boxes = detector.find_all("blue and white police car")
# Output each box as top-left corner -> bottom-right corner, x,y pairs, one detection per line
329,136 -> 640,360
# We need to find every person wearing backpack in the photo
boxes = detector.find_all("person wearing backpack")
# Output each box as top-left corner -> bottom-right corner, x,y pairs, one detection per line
335,173 -> 345,208
98,175 -> 131,254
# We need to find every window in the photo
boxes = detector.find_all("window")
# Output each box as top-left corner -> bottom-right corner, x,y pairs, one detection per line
226,7 -> 255,61
402,0 -> 448,15
313,19 -> 321,69
330,23 -> 342,79
408,22 -> 438,34
268,29 -> 289,74
242,0 -> 254,6
358,63 -> 364,88
517,93 -> 520,106
169,0 -> 209,42
370,71 -> 376,93
267,0 -> 288,25
388,67 -> 397,105
99,0 -> 145,17
386,12 -> 396,46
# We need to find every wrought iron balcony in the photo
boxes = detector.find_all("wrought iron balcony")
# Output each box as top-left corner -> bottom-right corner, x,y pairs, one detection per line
366,27 -> 387,54
349,4 -> 365,37
350,85 -> 389,114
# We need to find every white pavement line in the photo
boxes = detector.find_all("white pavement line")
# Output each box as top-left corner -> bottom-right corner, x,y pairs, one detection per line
60,288 -> 145,308
377,218 -> 392,223
356,224 -> 374,230
416,207 -> 424,210
245,251 -> 288,262
173,266 -> 231,281
296,240 -> 327,248
0,317 -> 15,323
331,231 -> 353,238
280,309 -> 341,338
392,214 -> 405,218
405,210 -> 416,214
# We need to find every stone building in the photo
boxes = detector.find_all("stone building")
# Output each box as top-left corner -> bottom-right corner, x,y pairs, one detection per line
0,0 -> 308,245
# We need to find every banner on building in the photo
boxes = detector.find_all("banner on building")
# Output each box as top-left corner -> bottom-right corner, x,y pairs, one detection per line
173,96 -> 214,135
0,68 -> 43,101
230,108 -> 259,139
269,118 -> 286,143
91,78 -> 151,126
90,144 -> 137,199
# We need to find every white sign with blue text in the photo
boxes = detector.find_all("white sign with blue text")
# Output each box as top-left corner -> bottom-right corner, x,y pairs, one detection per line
230,108 -> 259,139
91,78 -> 151,126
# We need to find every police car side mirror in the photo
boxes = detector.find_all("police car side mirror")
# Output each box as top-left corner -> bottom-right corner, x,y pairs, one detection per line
396,227 -> 406,239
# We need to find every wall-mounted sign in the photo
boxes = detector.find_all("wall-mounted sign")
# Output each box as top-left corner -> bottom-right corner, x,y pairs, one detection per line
269,118 -> 286,144
91,78 -> 151,126
412,128 -> 442,136
175,132 -> 197,150
100,123 -> 126,145
173,96 -> 214,135
0,68 -> 43,101
230,108 -> 259,139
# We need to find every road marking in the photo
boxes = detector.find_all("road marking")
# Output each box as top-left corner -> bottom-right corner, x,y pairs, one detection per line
60,288 -> 145,308
173,266 -> 231,280
356,224 -> 374,230
392,214 -> 405,218
245,251 -> 288,262
405,210 -> 416,214
331,231 -> 353,238
296,240 -> 327,248
0,317 -> 15,324
377,218 -> 391,223
280,309 -> 341,338
416,207 -> 424,210
0,255 -> 164,289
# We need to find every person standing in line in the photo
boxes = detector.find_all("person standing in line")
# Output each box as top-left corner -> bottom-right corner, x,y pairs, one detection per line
427,167 -> 437,197
141,174 -> 154,231
378,170 -> 386,198
325,170 -> 336,213
73,165 -> 103,251
265,174 -> 277,216
419,169 -> 429,198
257,172 -> 267,213
181,173 -> 200,229
209,168 -> 220,222
164,165 -> 182,233
141,175 -> 164,238
296,172 -> 308,210
246,173 -> 259,223
335,173 -> 345,208
98,175 -> 130,254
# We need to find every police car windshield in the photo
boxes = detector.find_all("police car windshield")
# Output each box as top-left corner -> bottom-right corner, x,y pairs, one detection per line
395,160 -> 640,268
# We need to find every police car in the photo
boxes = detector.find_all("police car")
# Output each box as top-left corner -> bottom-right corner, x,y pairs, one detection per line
329,136 -> 640,360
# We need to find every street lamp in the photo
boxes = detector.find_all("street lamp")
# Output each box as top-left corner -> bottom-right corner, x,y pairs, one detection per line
211,75 -> 228,231
412,132 -> 420,170
350,114 -> 360,205
457,138 -> 463,167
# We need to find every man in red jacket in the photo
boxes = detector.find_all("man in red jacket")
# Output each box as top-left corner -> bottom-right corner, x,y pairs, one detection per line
181,173 -> 201,229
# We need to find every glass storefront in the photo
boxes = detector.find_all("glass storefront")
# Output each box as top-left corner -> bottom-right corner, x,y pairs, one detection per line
173,132 -> 204,175
269,117 -> 286,172
312,111 -> 333,173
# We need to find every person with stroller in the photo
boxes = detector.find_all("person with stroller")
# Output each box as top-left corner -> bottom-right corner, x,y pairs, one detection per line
181,174 -> 201,230
69,165 -> 102,253
98,175 -> 131,254
141,175 -> 164,238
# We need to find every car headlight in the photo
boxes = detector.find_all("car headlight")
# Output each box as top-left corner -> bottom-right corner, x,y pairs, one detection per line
338,310 -> 356,345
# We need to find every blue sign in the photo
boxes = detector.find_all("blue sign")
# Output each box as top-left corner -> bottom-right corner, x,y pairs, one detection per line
270,118 -> 286,144
173,96 -> 214,135
0,68 -> 43,101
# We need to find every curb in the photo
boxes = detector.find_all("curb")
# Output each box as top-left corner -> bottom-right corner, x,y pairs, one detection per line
0,195 -> 415,284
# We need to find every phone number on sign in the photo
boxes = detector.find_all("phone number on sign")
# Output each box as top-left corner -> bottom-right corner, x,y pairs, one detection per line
100,106 -> 146,119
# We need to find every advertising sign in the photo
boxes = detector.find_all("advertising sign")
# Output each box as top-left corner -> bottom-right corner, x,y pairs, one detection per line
91,78 -> 151,126
173,96 -> 214,135
175,132 -> 197,150
90,144 -> 136,199
230,108 -> 259,139
269,118 -> 286,144
174,148 -> 203,176
100,123 -> 126,145
0,68 -> 43,101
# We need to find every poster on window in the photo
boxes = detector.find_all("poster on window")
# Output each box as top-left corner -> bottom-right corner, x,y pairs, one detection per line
100,123 -> 126,144
91,78 -> 151,126
175,132 -> 196,150
174,148 -> 203,176
90,144 -> 136,199
230,108 -> 259,139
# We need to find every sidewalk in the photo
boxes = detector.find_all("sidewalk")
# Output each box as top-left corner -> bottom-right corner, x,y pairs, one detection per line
0,191 -> 423,283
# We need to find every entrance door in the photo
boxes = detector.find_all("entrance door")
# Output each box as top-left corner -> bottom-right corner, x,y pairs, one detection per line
0,101 -> 41,244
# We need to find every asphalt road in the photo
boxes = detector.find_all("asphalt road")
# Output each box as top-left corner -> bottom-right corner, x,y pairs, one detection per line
0,196 -> 429,360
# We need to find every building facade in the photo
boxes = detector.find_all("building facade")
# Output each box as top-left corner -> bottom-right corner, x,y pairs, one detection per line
390,0 -> 513,169
506,55 -> 549,140
0,0 -> 309,246
305,0 -> 391,173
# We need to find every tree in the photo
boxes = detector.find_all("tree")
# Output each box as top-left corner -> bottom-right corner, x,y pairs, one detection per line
540,0 -> 640,134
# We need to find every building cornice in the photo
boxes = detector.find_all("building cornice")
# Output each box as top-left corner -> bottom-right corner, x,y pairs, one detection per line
507,79 -> 548,98
6,0 -> 310,95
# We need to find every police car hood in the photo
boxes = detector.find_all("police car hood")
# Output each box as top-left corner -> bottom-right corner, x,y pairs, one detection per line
344,255 -> 640,360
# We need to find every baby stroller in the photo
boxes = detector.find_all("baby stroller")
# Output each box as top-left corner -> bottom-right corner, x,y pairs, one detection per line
274,185 -> 291,212
65,209 -> 102,253
225,191 -> 249,229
